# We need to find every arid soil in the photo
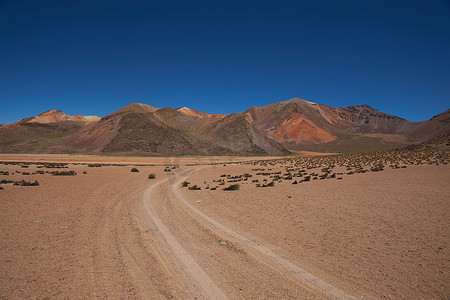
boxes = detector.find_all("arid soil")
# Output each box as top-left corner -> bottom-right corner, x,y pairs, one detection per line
0,153 -> 277,165
0,153 -> 449,299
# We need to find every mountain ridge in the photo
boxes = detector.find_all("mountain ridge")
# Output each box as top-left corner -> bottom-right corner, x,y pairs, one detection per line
1,98 -> 448,155
18,109 -> 101,124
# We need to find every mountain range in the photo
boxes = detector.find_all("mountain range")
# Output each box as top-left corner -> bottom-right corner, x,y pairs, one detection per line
1,98 -> 449,155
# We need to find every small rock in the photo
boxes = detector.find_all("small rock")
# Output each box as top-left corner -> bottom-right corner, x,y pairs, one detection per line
196,200 -> 201,203
40,244 -> 53,249
219,241 -> 227,245
60,226 -> 69,229
31,220 -> 43,223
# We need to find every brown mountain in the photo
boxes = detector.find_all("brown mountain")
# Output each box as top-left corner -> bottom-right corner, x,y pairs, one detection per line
62,103 -> 288,155
240,98 -> 420,152
19,110 -> 101,124
0,110 -> 100,154
405,109 -> 450,142
177,107 -> 226,119
0,98 -> 448,155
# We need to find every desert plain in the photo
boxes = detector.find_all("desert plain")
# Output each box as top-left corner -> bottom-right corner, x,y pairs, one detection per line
0,150 -> 449,299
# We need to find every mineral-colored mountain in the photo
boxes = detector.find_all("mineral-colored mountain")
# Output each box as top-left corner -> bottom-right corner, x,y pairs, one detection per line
0,98 -> 448,155
177,107 -> 226,119
19,110 -> 100,124
62,103 -> 287,155
0,110 -> 101,154
240,98 -> 421,152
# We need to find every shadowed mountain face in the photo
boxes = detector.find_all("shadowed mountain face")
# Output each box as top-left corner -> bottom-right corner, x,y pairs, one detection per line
62,103 -> 289,155
1,98 -> 448,155
405,109 -> 450,142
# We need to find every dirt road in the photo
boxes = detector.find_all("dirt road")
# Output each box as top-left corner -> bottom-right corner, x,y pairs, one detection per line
137,168 -> 357,299
2,160 -> 448,299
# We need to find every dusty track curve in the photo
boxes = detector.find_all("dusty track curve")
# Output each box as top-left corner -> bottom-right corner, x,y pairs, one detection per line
141,168 -> 356,299
142,171 -> 228,300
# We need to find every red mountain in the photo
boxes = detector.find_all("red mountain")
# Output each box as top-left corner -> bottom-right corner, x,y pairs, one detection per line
0,98 -> 448,155
0,110 -> 100,154
19,110 -> 100,124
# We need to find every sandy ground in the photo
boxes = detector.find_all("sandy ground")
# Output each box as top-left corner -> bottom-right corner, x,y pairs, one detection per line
0,154 -> 449,299
0,153 -> 283,165
181,163 -> 450,299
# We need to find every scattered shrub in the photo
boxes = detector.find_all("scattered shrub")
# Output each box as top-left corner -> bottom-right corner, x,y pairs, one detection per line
13,180 -> 39,186
148,173 -> 156,179
51,171 -> 77,176
88,164 -> 102,168
258,181 -> 275,188
131,168 -> 139,172
43,163 -> 68,169
223,184 -> 240,191
188,185 -> 201,190
181,181 -> 189,187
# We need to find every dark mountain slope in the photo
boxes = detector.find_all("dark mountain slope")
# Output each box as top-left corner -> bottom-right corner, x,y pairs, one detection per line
0,99 -> 447,155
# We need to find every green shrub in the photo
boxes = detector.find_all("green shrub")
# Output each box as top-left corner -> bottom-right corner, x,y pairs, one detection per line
148,173 -> 156,179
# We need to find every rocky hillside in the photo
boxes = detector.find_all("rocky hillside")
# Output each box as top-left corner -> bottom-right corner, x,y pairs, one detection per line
0,98 -> 448,155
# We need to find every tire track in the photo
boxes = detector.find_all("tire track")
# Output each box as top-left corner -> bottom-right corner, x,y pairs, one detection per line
171,168 -> 356,300
88,176 -> 127,298
89,176 -> 173,299
142,172 -> 229,300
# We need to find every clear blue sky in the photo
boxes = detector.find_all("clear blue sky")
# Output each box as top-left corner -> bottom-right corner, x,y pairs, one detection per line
1,0 -> 449,124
